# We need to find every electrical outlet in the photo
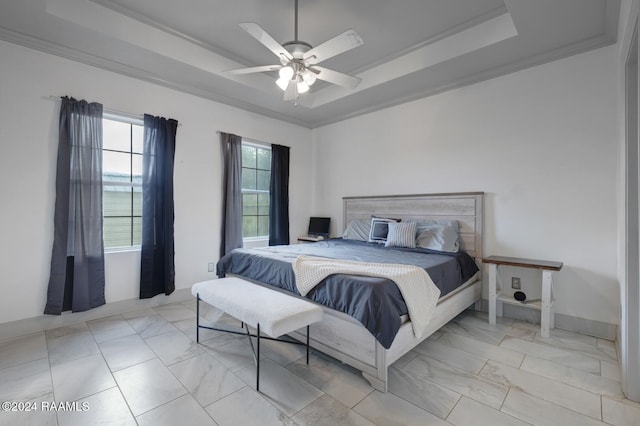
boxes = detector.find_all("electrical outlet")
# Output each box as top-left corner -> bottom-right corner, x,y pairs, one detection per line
208,262 -> 215,273
511,277 -> 521,289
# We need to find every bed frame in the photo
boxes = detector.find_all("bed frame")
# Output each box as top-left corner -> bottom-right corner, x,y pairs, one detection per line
285,192 -> 485,392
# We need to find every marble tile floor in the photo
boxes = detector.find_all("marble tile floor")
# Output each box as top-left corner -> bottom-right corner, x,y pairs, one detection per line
1,303 -> 639,426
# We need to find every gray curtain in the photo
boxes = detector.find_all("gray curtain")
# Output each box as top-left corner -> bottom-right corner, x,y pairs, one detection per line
45,97 -> 105,315
269,144 -> 290,246
220,132 -> 243,257
140,114 -> 178,299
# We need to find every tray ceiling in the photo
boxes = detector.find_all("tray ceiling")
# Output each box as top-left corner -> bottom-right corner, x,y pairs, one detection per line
0,0 -> 620,127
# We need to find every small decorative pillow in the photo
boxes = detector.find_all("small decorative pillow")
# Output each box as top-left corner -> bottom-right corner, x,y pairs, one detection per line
342,219 -> 371,241
416,220 -> 460,252
385,221 -> 417,248
368,216 -> 401,244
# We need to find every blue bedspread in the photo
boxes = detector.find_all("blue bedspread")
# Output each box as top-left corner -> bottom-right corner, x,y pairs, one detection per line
216,238 -> 478,348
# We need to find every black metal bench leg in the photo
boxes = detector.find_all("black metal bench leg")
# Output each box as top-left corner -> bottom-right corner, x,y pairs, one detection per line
306,325 -> 310,364
257,323 -> 261,392
196,294 -> 200,343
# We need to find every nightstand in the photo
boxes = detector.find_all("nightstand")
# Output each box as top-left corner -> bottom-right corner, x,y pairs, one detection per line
483,255 -> 563,338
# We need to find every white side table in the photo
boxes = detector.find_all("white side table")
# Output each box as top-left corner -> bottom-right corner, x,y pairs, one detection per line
483,255 -> 563,338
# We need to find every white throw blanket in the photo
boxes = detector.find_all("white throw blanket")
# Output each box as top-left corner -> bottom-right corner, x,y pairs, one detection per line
292,255 -> 441,339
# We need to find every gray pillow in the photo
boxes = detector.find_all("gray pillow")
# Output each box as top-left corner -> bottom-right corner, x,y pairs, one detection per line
385,222 -> 417,248
416,220 -> 459,252
342,219 -> 371,241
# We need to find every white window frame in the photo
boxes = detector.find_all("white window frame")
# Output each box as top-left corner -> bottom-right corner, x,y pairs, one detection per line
102,112 -> 144,252
241,139 -> 271,243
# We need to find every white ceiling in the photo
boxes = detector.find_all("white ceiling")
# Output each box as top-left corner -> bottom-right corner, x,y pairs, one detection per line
0,0 -> 620,128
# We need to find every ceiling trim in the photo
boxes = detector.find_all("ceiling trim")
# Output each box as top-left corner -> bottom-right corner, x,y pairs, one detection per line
0,27 -> 313,128
89,0 -> 252,67
307,11 -> 517,109
310,33 -> 616,128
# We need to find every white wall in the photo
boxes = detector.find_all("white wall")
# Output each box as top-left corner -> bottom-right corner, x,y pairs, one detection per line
312,45 -> 619,326
0,40 -> 312,324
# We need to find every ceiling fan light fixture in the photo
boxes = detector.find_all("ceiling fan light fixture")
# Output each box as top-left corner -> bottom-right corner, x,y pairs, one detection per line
276,76 -> 290,90
279,65 -> 294,80
297,77 -> 310,94
302,70 -> 317,86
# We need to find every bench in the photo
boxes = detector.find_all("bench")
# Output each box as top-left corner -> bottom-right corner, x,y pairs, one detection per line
191,277 -> 323,391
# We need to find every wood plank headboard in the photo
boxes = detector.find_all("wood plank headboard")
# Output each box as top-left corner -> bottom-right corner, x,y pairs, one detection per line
343,192 -> 484,261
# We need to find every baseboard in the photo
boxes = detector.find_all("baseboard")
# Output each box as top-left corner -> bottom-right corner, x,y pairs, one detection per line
474,298 -> 618,341
0,288 -> 192,343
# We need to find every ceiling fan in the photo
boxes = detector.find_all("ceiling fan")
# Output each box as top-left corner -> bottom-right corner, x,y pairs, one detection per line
226,0 -> 364,102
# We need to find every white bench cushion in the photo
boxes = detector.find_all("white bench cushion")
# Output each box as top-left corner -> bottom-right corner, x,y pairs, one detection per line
192,277 -> 323,338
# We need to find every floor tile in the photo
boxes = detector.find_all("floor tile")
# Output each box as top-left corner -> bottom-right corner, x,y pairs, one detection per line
533,329 -> 616,362
98,333 -> 156,371
152,303 -> 196,322
501,389 -> 605,426
437,331 -> 524,367
387,365 -> 460,419
234,357 -> 323,417
47,328 -> 100,367
292,394 -> 375,426
169,353 -> 245,406
353,391 -> 450,426
113,358 -> 187,416
0,358 -> 52,402
145,330 -> 204,365
260,337 -> 307,366
45,323 -> 90,340
597,338 -> 618,360
127,313 -> 178,339
446,396 -> 530,426
402,355 -> 508,409
391,349 -> 418,369
520,355 -> 623,397
500,336 -> 601,373
206,386 -> 297,426
0,393 -> 57,426
51,353 -> 116,401
201,336 -> 262,371
286,353 -> 373,408
453,312 -> 536,341
479,359 -> 602,419
441,321 -> 506,346
87,315 -> 136,343
136,394 -> 216,426
0,332 -> 48,371
413,338 -> 488,374
56,387 -> 136,426
602,396 -> 640,426
601,360 -> 621,381
172,316 -> 226,342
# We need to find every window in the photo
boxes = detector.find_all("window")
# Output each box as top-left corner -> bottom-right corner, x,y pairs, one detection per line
241,141 -> 271,239
102,115 -> 143,249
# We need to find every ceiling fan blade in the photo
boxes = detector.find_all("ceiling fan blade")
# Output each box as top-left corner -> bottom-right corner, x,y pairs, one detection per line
312,66 -> 361,89
240,23 -> 293,62
303,29 -> 363,65
283,80 -> 297,101
226,65 -> 282,75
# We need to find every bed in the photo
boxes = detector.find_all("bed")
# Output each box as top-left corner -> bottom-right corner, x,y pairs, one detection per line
217,192 -> 484,391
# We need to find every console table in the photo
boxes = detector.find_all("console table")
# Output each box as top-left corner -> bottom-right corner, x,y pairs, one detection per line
483,255 -> 563,338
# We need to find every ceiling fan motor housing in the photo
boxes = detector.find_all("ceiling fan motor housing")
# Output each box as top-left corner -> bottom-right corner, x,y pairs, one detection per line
282,41 -> 313,61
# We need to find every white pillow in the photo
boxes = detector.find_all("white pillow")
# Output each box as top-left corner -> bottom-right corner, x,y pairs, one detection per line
416,221 -> 460,252
385,222 -> 417,248
368,216 -> 400,244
